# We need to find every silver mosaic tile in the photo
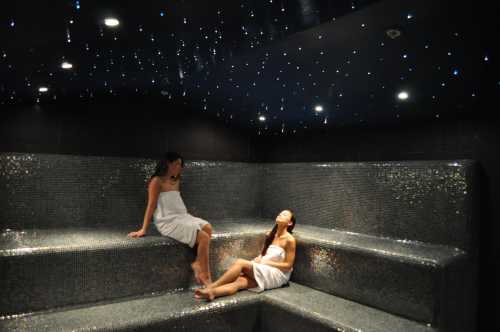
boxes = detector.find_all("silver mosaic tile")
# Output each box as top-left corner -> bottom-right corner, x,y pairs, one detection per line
263,283 -> 437,332
259,160 -> 478,250
0,223 -> 270,317
0,283 -> 437,332
0,153 -> 260,230
0,153 -> 478,331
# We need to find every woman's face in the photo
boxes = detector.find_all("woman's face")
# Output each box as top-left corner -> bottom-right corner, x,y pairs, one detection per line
168,158 -> 183,175
275,210 -> 293,226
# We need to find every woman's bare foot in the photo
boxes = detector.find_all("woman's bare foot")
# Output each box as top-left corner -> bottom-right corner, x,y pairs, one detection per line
194,288 -> 215,301
194,288 -> 203,299
198,272 -> 212,287
191,261 -> 203,285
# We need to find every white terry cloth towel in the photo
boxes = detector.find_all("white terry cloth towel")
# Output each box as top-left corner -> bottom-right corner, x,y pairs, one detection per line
153,191 -> 209,248
249,244 -> 292,293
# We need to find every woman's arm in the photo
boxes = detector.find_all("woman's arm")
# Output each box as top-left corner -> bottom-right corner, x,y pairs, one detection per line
261,237 -> 296,272
260,259 -> 290,271
128,178 -> 160,237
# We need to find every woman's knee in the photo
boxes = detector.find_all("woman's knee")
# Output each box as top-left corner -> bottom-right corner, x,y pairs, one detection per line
234,258 -> 245,265
234,258 -> 251,268
235,276 -> 252,290
202,223 -> 212,237
196,230 -> 210,243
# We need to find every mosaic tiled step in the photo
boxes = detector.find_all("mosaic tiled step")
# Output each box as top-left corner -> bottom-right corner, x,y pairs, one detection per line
0,222 -> 269,317
0,283 -> 436,332
292,224 -> 475,330
1,222 -> 474,331
262,282 -> 437,332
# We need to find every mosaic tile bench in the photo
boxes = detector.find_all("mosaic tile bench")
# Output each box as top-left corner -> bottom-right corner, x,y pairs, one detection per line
0,153 -> 478,331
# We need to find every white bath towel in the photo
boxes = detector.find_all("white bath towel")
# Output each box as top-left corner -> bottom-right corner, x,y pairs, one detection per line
249,244 -> 292,293
153,191 -> 208,248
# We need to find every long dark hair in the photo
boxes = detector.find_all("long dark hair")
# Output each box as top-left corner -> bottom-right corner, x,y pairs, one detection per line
147,152 -> 184,186
261,209 -> 296,256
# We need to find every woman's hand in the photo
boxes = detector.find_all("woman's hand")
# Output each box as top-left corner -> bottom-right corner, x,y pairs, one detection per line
253,255 -> 262,263
128,229 -> 146,238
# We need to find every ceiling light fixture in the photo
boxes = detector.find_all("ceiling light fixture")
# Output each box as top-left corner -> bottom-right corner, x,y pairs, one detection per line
104,18 -> 120,27
314,105 -> 324,112
61,62 -> 73,69
397,91 -> 409,100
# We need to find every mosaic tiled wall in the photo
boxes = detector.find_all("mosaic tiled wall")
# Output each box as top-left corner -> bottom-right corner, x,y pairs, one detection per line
0,153 -> 260,230
259,161 -> 478,250
0,153 -> 477,250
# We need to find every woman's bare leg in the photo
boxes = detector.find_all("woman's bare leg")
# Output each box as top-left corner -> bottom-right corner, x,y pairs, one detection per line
202,223 -> 212,238
201,224 -> 212,283
191,229 -> 211,285
208,258 -> 254,289
195,275 -> 258,301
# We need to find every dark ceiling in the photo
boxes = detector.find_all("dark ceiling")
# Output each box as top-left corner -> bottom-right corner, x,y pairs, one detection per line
0,0 -> 497,134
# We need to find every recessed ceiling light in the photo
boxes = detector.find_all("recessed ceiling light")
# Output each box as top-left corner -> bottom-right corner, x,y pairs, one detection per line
61,61 -> 73,69
104,18 -> 120,27
258,115 -> 266,122
38,87 -> 48,93
314,105 -> 324,112
397,91 -> 409,100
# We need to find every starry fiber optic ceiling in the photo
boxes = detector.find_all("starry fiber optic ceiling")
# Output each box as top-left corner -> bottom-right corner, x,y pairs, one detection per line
0,0 -> 496,134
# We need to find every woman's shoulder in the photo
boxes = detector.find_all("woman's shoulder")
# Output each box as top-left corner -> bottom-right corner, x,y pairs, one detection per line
147,176 -> 163,191
285,233 -> 296,245
151,175 -> 181,193
149,176 -> 162,185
